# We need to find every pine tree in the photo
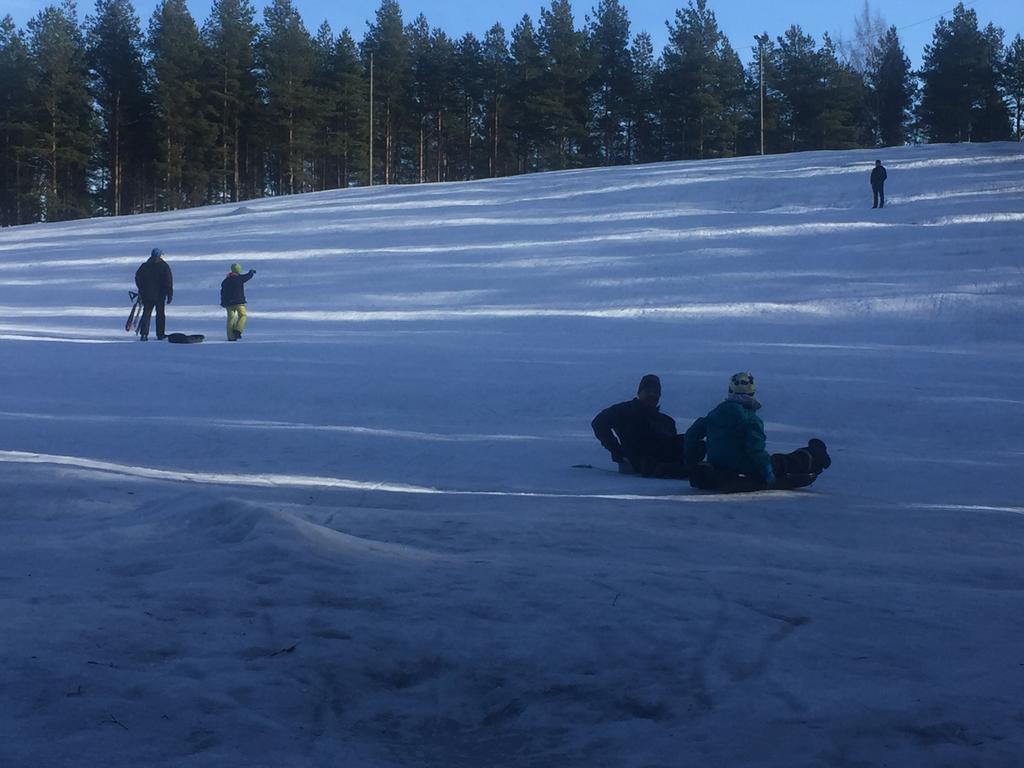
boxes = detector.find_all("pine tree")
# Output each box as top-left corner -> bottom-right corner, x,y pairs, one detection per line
310,19 -> 333,190
259,0 -> 317,195
537,0 -> 591,169
812,34 -> 868,150
28,0 -> 94,221
406,14 -> 431,183
312,25 -> 367,189
481,23 -> 510,177
1004,34 -> 1024,140
148,0 -> 213,209
0,16 -> 40,225
771,25 -> 822,152
335,29 -> 369,187
508,15 -> 545,173
86,0 -> 153,216
918,2 -> 1011,142
587,0 -> 633,166
453,32 -> 484,180
660,0 -> 743,159
865,26 -> 913,146
203,0 -> 258,201
628,31 -> 659,163
361,0 -> 408,184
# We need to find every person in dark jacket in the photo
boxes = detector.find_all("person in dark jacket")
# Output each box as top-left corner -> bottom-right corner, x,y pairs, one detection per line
220,262 -> 256,341
591,374 -> 691,478
134,248 -> 173,341
685,372 -> 831,491
870,160 -> 887,209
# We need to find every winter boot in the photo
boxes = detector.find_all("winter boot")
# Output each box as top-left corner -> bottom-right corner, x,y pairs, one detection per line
807,438 -> 831,471
688,462 -> 714,490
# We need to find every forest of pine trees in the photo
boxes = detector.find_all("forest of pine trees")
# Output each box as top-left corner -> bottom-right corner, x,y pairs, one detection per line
0,0 -> 1020,225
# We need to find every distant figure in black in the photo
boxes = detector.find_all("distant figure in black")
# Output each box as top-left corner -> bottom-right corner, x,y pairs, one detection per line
591,374 -> 692,479
870,160 -> 887,209
134,248 -> 173,341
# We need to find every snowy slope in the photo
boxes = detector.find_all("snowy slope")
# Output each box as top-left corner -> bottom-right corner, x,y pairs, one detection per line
1,142 -> 1023,767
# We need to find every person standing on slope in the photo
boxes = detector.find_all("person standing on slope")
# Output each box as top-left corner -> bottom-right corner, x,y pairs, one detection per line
134,248 -> 173,341
591,374 -> 691,478
220,263 -> 256,341
870,159 -> 887,209
684,372 -> 831,491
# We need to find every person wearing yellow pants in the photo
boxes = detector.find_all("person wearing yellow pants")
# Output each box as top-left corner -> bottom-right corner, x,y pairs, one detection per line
226,303 -> 247,341
220,263 -> 256,341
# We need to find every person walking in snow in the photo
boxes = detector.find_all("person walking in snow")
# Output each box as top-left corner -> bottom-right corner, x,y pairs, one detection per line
870,159 -> 887,209
591,374 -> 691,478
684,372 -> 831,491
134,248 -> 173,341
220,263 -> 256,341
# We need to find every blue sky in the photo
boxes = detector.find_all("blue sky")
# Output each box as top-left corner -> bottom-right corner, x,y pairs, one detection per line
5,0 -> 1022,67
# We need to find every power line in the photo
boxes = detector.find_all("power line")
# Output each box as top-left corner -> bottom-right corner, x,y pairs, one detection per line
896,0 -> 978,32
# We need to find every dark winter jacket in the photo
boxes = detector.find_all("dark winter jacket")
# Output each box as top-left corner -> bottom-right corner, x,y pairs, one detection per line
220,271 -> 255,307
135,255 -> 173,303
685,397 -> 771,481
870,165 -> 887,188
592,398 -> 685,468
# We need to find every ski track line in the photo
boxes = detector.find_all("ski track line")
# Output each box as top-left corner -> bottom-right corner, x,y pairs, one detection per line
0,449 -> 794,504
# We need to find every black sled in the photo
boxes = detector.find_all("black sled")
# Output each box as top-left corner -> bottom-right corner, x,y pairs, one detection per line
688,463 -> 818,493
166,333 -> 205,344
689,439 -> 831,494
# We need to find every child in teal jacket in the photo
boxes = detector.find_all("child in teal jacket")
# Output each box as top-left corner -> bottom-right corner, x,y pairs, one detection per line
685,372 -> 830,490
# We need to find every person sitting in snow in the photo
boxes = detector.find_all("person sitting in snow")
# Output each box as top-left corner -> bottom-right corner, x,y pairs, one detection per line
591,374 -> 691,478
684,372 -> 831,491
220,263 -> 256,341
134,247 -> 173,341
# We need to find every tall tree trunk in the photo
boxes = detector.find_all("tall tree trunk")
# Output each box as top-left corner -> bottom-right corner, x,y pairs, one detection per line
233,116 -> 240,201
288,112 -> 294,194
16,148 -> 23,224
114,91 -> 121,216
385,100 -> 392,185
222,64 -> 229,202
50,113 -> 57,220
341,136 -> 347,188
463,98 -> 471,180
491,96 -> 499,177
165,134 -> 173,210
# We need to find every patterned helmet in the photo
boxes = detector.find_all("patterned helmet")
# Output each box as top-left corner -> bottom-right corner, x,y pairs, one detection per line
231,263 -> 243,274
729,372 -> 756,396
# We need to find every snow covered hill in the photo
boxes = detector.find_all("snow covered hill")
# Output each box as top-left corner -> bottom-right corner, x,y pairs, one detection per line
1,142 -> 1023,767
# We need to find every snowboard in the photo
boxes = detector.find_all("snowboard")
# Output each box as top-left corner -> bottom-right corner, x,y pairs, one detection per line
125,291 -> 141,333
688,462 -> 818,494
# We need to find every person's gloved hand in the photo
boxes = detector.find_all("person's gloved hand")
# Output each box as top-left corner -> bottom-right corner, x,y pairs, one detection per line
249,269 -> 256,275
611,450 -> 624,464
166,295 -> 172,304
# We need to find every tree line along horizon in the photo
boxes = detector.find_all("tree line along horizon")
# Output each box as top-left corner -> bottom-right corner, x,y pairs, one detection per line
0,0 -> 1021,227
